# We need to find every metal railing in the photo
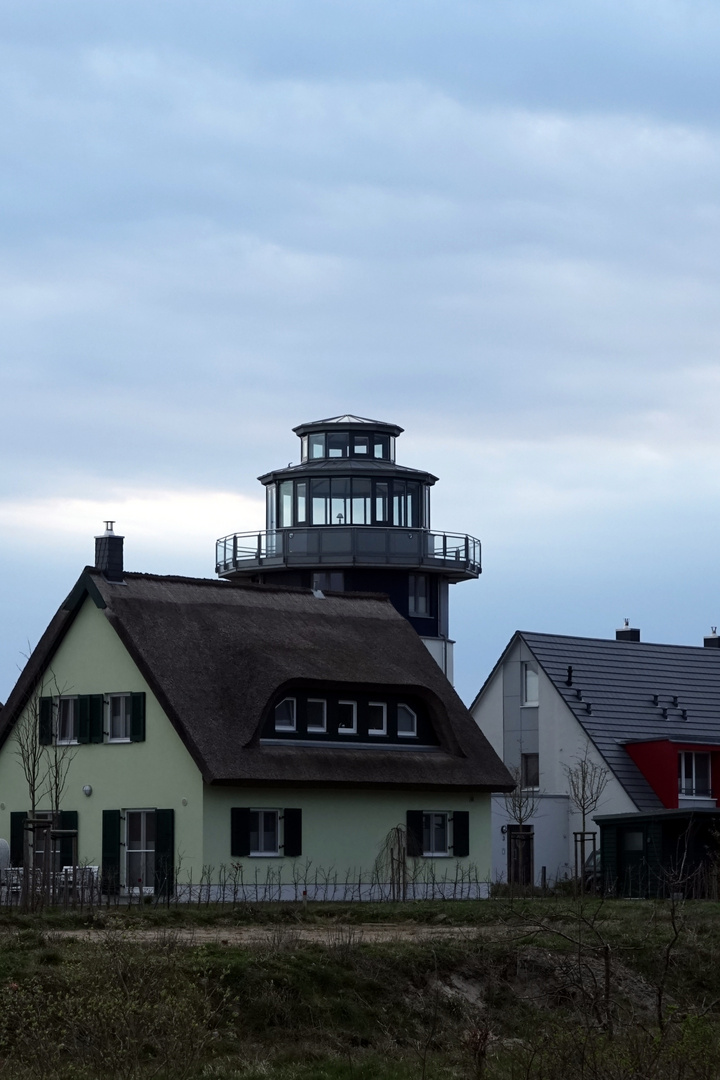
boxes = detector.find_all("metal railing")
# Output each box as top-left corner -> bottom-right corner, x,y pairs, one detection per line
215,527 -> 481,579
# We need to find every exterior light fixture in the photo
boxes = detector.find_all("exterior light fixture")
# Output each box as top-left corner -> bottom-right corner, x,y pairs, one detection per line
82,785 -> 93,797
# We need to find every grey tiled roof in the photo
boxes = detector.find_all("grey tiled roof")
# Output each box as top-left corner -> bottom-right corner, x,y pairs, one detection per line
521,632 -> 720,811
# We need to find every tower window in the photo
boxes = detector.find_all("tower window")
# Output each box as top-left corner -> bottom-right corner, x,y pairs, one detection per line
327,432 -> 349,458
309,434 -> 325,459
408,574 -> 429,617
312,572 -> 344,591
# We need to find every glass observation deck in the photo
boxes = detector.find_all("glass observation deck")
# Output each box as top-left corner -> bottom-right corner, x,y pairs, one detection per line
215,527 -> 481,581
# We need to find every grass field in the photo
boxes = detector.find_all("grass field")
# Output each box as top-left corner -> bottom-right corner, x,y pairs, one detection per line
1,897 -> 720,1078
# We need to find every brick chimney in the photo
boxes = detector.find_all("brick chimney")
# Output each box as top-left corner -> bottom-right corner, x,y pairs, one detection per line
94,521 -> 124,582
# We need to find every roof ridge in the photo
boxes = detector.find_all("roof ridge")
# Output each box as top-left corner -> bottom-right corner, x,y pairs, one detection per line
88,568 -> 392,603
522,630 -> 714,653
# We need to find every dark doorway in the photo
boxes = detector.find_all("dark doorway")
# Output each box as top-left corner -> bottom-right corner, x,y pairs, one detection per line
508,825 -> 534,887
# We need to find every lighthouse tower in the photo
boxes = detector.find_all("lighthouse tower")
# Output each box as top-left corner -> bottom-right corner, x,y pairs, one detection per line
215,415 -> 481,681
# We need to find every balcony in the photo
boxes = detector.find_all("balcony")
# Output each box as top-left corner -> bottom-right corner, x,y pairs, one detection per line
216,527 -> 481,581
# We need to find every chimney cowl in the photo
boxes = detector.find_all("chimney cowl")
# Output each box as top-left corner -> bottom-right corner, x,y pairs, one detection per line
616,618 -> 640,643
94,522 -> 124,582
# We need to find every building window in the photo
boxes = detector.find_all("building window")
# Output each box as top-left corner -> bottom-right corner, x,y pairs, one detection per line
126,810 -> 155,892
408,574 -> 429,617
250,809 -> 279,855
338,701 -> 357,734
678,752 -> 712,797
308,433 -> 325,459
521,753 -> 539,789
423,812 -> 449,856
274,698 -> 296,732
56,697 -> 78,744
521,663 -> 539,706
397,704 -> 417,737
306,699 -> 327,733
368,702 -> 387,736
312,572 -> 344,592
279,481 -> 294,528
108,695 -> 131,742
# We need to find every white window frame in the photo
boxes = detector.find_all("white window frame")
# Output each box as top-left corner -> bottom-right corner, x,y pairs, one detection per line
249,809 -> 280,856
107,693 -> 132,743
306,698 -> 327,733
55,696 -> 78,744
125,809 -> 156,894
274,697 -> 297,732
397,703 -> 417,738
422,812 -> 450,856
678,751 -> 712,798
521,663 -> 539,706
368,702 -> 387,736
337,700 -> 357,735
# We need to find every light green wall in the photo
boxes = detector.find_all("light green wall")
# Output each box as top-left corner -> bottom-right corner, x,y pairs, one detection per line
202,785 -> 492,887
0,593 -> 494,893
0,596 -> 204,878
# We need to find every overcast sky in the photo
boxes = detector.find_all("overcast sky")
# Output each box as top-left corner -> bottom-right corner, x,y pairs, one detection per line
2,0 -> 720,705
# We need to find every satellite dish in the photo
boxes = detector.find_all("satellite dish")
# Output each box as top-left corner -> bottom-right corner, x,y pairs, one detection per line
0,839 -> 9,872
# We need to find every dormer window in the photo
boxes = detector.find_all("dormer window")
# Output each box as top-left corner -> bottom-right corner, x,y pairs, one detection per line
397,704 -> 417,737
306,699 -> 327,733
338,701 -> 357,734
368,702 -> 387,735
679,751 -> 711,797
274,698 -> 296,732
264,691 -> 434,745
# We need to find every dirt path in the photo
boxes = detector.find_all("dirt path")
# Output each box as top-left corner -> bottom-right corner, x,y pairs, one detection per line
34,922 -> 492,947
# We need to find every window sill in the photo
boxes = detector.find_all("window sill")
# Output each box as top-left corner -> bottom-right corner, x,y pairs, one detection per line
108,738 -> 131,744
248,852 -> 281,858
422,852 -> 450,858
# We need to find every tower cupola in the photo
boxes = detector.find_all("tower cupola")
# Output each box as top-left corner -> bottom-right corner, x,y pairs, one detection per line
215,415 -> 481,680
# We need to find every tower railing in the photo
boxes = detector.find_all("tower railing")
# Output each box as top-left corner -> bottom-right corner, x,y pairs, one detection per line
215,527 -> 481,579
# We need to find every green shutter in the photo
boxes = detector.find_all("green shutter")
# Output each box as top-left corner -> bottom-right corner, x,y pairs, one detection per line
10,812 -> 27,867
154,809 -> 174,898
452,811 -> 470,858
90,695 -> 104,743
406,811 -> 423,857
39,697 -> 52,745
59,810 -> 78,867
231,808 -> 251,857
101,810 -> 122,895
130,693 -> 146,742
283,808 -> 302,857
77,696 -> 91,744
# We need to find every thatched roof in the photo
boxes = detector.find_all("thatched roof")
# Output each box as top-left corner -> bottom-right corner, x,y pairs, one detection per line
0,569 -> 513,791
